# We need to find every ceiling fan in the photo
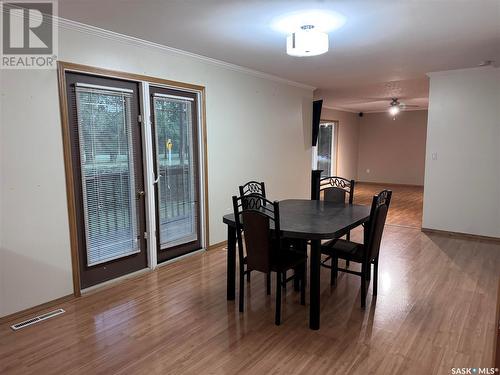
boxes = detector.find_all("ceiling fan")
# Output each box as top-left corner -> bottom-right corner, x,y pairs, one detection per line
388,98 -> 420,118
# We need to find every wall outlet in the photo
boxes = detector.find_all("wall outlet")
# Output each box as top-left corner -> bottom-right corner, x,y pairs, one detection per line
366,168 -> 370,174
431,152 -> 438,160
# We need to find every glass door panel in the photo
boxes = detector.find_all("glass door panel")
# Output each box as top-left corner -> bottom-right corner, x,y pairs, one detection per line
150,87 -> 201,262
317,123 -> 332,176
65,73 -> 147,289
315,121 -> 338,177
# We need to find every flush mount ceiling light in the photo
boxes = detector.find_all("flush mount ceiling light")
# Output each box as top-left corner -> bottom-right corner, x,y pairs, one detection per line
272,10 -> 345,57
287,25 -> 328,57
272,10 -> 346,34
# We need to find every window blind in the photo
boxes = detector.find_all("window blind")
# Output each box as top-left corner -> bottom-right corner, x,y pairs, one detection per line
75,86 -> 140,266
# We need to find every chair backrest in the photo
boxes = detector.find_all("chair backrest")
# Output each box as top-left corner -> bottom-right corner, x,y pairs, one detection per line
365,190 -> 392,262
239,181 -> 266,197
239,181 -> 267,209
318,176 -> 355,204
232,194 -> 280,273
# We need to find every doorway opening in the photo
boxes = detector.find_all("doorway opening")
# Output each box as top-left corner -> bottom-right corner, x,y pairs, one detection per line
312,121 -> 338,176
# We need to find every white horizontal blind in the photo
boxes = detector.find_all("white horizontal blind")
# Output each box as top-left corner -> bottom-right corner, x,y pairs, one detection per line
75,87 -> 139,266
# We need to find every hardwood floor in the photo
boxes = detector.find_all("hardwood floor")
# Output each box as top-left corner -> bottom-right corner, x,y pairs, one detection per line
354,182 -> 424,228
1,225 -> 499,374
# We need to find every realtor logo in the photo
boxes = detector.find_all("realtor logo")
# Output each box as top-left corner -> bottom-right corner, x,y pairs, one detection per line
1,0 -> 58,68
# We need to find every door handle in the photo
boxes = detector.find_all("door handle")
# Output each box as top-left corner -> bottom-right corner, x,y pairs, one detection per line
137,190 -> 145,197
154,174 -> 162,184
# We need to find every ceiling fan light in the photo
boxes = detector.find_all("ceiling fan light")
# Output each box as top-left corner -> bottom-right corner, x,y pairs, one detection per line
389,105 -> 400,116
286,25 -> 329,57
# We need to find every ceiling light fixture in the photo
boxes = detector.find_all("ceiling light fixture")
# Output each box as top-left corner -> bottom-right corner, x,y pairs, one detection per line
286,25 -> 328,57
388,105 -> 400,116
272,10 -> 346,34
388,99 -> 401,118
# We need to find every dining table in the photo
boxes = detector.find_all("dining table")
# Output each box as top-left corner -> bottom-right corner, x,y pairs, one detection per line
223,198 -> 371,330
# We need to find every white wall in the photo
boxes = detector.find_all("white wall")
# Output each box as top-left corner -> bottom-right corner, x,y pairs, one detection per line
0,23 -> 313,317
320,107 -> 360,180
423,66 -> 500,238
357,110 -> 428,185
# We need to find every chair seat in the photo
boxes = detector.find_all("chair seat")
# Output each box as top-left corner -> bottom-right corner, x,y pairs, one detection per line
321,239 -> 365,262
271,249 -> 307,272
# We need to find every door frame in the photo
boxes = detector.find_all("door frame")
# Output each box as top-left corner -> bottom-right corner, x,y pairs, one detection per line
57,61 -> 209,296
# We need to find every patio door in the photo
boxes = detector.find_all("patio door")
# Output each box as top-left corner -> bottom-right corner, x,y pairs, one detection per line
150,86 -> 201,262
313,121 -> 338,177
65,72 -> 148,289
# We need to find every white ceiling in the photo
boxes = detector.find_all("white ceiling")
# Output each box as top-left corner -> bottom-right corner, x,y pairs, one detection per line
59,0 -> 500,112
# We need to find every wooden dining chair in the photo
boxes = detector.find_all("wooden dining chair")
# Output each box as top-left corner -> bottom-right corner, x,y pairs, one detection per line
317,175 -> 355,215
320,190 -> 392,308
238,181 -> 270,288
239,181 -> 266,201
239,181 -> 302,291
232,194 -> 306,325
312,171 -> 356,267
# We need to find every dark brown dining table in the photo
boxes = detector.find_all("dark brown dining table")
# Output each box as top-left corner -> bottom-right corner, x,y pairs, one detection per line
223,198 -> 371,330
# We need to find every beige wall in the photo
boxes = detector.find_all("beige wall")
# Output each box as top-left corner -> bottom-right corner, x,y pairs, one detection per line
357,111 -> 428,185
320,107 -> 360,180
423,66 -> 500,238
0,24 -> 313,317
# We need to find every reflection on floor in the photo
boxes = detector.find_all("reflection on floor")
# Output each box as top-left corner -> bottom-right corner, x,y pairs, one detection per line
354,182 -> 424,228
1,225 -> 498,374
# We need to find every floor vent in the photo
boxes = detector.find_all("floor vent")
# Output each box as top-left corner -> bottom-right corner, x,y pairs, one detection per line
10,309 -> 65,331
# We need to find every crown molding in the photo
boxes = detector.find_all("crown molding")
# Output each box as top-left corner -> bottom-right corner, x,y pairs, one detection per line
321,105 -> 359,113
427,65 -> 498,78
55,17 -> 316,91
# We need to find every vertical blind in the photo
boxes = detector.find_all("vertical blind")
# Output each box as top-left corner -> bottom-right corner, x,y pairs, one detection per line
75,86 -> 140,266
153,95 -> 198,248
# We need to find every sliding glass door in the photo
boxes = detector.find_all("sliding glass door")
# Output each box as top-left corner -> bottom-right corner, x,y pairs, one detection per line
150,86 -> 201,262
65,72 -> 148,288
314,121 -> 338,176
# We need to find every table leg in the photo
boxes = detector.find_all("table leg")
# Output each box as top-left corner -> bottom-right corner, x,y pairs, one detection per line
227,225 -> 236,301
309,239 -> 321,330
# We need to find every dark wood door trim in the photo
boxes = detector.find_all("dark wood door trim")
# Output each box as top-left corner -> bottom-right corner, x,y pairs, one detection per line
57,61 -> 209,296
